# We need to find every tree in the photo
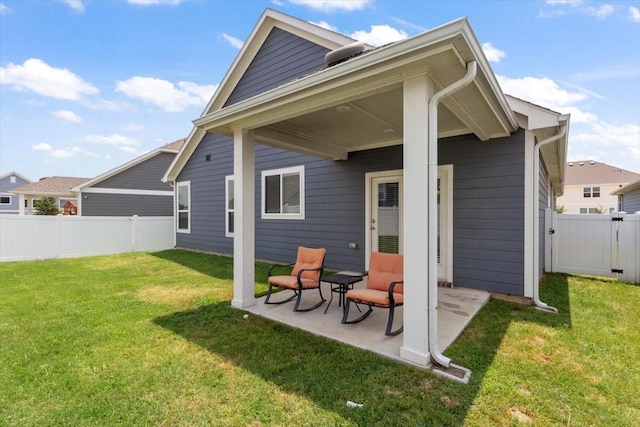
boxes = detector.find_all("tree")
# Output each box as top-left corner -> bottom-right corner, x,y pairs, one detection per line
34,197 -> 60,215
555,205 -> 566,214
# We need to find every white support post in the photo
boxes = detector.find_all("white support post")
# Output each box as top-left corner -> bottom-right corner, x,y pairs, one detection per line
399,75 -> 434,366
232,128 -> 257,309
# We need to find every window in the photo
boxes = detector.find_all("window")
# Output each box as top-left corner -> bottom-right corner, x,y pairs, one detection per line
176,181 -> 190,233
579,207 -> 602,214
10,176 -> 16,183
261,166 -> 304,219
0,195 -> 10,204
225,176 -> 234,237
583,187 -> 600,198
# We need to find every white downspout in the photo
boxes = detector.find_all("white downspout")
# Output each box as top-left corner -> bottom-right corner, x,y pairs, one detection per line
427,61 -> 477,383
532,126 -> 566,313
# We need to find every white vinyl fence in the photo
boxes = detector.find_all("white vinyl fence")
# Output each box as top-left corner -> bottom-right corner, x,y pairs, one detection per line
0,215 -> 174,262
545,210 -> 640,284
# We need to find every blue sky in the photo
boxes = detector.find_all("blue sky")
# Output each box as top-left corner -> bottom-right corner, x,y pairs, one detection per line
1,0 -> 639,181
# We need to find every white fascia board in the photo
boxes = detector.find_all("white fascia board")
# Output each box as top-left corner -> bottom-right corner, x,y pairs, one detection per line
162,127 -> 204,183
506,95 -> 562,130
72,149 -> 163,192
80,187 -> 173,196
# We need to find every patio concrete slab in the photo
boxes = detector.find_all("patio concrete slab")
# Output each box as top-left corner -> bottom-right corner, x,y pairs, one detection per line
244,280 -> 490,367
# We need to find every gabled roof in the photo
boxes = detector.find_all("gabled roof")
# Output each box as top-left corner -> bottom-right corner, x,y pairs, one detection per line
73,138 -> 185,192
564,160 -> 640,186
0,171 -> 32,183
11,176 -> 90,197
506,95 -> 570,196
164,9 -> 360,183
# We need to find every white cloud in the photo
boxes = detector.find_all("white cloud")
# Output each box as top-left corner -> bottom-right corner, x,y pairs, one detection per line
60,0 -> 84,12
50,148 -> 75,159
51,110 -> 83,123
116,76 -> 217,112
482,42 -> 506,63
0,3 -> 9,14
288,0 -> 371,12
0,58 -> 99,100
83,134 -> 140,147
630,6 -> 640,23
572,65 -> 640,82
33,142 -> 53,152
350,25 -> 407,47
127,0 -> 181,5
310,20 -> 338,32
589,4 -> 614,19
221,33 -> 244,49
497,75 -> 588,114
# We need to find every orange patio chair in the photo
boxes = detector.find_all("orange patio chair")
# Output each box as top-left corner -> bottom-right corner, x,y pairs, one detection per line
341,251 -> 404,335
265,246 -> 327,312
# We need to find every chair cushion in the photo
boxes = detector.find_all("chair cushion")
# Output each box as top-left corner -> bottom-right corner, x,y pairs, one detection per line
291,246 -> 326,281
269,275 -> 320,290
346,288 -> 404,306
367,252 -> 403,294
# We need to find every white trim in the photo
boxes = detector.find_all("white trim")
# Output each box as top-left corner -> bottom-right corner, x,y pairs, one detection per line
523,130 -> 535,298
176,181 -> 191,233
0,194 -> 12,205
260,165 -> 305,220
365,169 -> 403,266
80,187 -> 174,196
225,175 -> 234,237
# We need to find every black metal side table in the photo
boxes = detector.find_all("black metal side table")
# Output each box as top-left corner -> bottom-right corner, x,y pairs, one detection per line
322,272 -> 364,314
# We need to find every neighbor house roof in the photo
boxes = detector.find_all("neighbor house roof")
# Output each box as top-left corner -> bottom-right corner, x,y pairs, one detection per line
0,171 -> 32,183
72,138 -> 186,192
11,176 -> 90,197
564,161 -> 640,185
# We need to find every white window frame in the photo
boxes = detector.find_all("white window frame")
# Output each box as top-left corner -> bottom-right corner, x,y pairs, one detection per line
0,194 -> 11,205
225,175 -> 234,237
176,181 -> 191,233
261,165 -> 305,220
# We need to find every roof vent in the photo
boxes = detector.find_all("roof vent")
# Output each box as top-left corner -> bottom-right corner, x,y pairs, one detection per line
325,42 -> 366,67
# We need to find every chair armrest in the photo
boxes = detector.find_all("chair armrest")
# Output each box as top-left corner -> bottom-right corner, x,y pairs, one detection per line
388,280 -> 404,302
268,262 -> 295,277
295,265 -> 325,281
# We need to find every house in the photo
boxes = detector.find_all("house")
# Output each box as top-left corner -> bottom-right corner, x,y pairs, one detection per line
555,160 -> 640,214
613,178 -> 640,213
163,9 -> 570,370
72,138 -> 186,216
0,171 -> 32,214
11,176 -> 90,215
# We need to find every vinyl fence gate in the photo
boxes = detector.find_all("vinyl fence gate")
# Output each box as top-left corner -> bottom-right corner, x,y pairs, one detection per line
545,210 -> 640,284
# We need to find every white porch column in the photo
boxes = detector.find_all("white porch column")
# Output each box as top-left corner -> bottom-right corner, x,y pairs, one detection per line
400,75 -> 434,366
232,128 -> 257,309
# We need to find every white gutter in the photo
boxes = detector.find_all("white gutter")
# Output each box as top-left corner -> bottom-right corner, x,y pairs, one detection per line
532,126 -> 566,313
427,61 -> 477,383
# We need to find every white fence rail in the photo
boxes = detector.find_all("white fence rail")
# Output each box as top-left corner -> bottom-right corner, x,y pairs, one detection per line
545,210 -> 640,284
0,215 -> 174,262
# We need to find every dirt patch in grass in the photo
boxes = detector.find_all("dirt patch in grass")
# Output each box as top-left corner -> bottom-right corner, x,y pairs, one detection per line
510,407 -> 533,423
136,285 -> 215,307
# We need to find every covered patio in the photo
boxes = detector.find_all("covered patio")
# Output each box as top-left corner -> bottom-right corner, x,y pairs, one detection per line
245,281 -> 490,368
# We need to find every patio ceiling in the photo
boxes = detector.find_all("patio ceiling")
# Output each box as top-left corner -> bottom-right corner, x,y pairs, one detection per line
193,19 -> 519,161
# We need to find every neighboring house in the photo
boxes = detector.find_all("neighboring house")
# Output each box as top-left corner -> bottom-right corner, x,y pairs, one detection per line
11,176 -> 89,215
556,160 -> 640,214
0,171 -> 32,214
613,178 -> 640,213
163,9 -> 569,368
72,138 -> 186,216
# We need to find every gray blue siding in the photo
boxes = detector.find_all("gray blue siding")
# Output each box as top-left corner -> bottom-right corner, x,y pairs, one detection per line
539,157 -> 550,275
224,27 -> 330,106
82,193 -> 173,216
93,152 -> 174,191
620,188 -> 640,213
439,130 -> 526,295
0,174 -> 30,214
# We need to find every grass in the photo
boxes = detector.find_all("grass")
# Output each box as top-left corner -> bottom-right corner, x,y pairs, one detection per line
1,250 -> 638,426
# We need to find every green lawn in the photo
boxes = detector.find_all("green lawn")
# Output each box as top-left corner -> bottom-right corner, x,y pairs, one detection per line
1,250 -> 638,426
